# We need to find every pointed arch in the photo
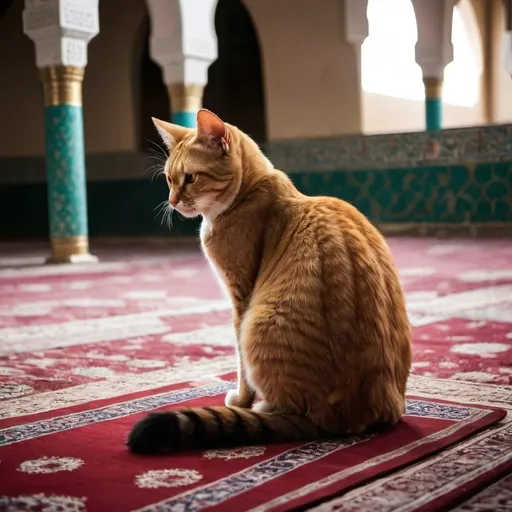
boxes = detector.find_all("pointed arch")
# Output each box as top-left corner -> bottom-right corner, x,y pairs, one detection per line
203,0 -> 267,144
361,0 -> 484,132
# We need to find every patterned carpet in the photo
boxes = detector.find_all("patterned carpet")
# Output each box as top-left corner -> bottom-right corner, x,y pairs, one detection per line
0,237 -> 511,511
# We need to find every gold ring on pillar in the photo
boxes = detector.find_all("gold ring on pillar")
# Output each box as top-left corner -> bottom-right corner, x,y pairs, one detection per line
40,66 -> 84,107
48,236 -> 98,264
423,77 -> 443,99
168,83 -> 204,112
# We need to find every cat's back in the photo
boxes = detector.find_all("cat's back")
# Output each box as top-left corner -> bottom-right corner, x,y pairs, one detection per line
280,193 -> 407,331
288,193 -> 391,261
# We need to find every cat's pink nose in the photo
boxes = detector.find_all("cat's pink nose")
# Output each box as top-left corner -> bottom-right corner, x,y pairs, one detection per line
169,197 -> 179,207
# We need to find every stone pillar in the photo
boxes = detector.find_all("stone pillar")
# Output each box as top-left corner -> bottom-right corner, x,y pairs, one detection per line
411,0 -> 456,131
146,0 -> 218,128
23,0 -> 99,264
343,0 -> 369,133
343,0 -> 370,72
504,0 -> 512,77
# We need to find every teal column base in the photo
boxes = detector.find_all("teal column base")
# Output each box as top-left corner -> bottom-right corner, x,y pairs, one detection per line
44,104 -> 89,239
425,98 -> 442,131
171,111 -> 197,128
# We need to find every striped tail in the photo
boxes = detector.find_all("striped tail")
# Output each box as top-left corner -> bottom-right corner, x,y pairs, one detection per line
127,406 -> 324,454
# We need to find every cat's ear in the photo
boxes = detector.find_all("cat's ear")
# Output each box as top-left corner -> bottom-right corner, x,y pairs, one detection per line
196,109 -> 230,153
151,117 -> 188,151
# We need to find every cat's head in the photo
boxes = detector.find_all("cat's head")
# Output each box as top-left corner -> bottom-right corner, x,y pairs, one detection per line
152,109 -> 244,220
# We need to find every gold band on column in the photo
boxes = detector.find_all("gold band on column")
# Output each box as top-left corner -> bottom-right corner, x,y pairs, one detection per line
40,66 -> 84,107
48,236 -> 97,264
168,83 -> 204,112
423,77 -> 443,99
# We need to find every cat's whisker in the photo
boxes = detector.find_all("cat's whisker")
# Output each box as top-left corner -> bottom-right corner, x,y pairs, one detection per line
153,200 -> 168,213
153,200 -> 175,232
160,204 -> 174,230
145,164 -> 166,182
145,150 -> 167,162
146,138 -> 169,160
144,157 -> 167,169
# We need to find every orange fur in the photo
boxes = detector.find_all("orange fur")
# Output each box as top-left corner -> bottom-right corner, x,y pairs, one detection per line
127,110 -> 412,454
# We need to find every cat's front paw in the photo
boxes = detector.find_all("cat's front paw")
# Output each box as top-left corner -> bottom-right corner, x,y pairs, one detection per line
225,389 -> 252,408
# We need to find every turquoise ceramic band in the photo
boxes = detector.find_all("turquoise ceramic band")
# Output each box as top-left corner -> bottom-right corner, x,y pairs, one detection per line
426,98 -> 442,131
43,105 -> 89,238
171,111 -> 197,128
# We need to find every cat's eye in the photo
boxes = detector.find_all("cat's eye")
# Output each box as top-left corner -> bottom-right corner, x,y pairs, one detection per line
184,173 -> 196,184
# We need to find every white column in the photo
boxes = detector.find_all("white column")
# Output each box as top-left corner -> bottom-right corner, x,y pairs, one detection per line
504,0 -> 512,76
145,0 -> 218,127
411,0 -> 457,130
343,0 -> 369,132
23,0 -> 99,264
344,0 -> 369,47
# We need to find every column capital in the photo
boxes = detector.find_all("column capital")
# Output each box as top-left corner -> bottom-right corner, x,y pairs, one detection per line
146,0 -> 218,87
22,0 -> 99,68
411,0 -> 456,79
343,0 -> 369,46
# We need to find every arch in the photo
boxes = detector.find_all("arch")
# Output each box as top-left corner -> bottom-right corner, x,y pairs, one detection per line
135,15 -> 170,152
203,0 -> 267,144
361,0 -> 484,132
444,0 -> 483,107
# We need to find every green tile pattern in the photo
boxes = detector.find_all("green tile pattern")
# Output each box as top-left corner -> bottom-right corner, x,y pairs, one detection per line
290,162 -> 512,223
1,123 -> 511,237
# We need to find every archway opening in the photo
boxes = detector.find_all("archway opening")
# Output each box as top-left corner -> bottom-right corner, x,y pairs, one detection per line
136,16 -> 169,153
204,0 -> 267,145
136,0 -> 267,150
361,0 -> 483,132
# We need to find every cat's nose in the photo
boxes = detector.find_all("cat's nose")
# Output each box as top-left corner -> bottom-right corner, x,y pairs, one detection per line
169,197 -> 179,207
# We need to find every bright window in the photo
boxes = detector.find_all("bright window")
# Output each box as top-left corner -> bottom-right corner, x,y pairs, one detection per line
361,0 -> 482,107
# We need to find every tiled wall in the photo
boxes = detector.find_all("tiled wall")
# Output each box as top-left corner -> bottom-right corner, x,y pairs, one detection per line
284,163 -> 511,224
268,124 -> 512,225
267,124 -> 512,171
0,124 -> 511,237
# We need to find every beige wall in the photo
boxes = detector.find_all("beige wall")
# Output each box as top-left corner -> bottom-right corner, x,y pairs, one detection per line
245,0 -> 364,140
0,1 -> 45,157
84,0 -> 147,154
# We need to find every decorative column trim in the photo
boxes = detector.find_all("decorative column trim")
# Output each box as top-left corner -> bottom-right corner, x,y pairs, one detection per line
168,83 -> 204,128
423,77 -> 443,131
40,66 -> 84,107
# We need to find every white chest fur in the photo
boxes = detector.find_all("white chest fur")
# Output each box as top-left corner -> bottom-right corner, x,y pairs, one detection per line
200,218 -> 231,300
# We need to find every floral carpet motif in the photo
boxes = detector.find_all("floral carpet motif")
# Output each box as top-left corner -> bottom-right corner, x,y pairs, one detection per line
0,237 -> 511,510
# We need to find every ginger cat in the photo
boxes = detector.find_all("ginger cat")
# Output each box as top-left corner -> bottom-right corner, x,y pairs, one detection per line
127,109 -> 412,454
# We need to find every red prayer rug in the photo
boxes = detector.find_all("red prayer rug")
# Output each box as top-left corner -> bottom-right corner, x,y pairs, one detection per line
0,237 -> 511,510
0,373 -> 508,512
